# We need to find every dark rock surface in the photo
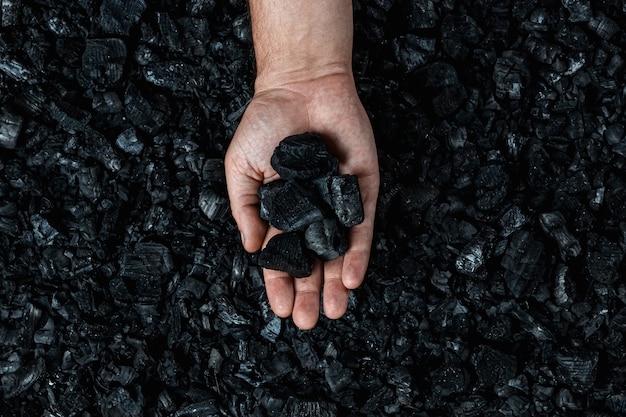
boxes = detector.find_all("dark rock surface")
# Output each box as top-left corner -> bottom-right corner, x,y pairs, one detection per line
2,1 -> 626,416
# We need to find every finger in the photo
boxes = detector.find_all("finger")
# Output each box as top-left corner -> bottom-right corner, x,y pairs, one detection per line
292,260 -> 322,330
342,172 -> 379,289
322,256 -> 350,319
225,158 -> 267,253
262,227 -> 294,318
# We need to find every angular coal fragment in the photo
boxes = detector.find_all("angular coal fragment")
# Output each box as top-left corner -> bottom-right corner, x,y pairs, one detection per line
392,34 -> 436,73
472,346 -> 516,388
329,175 -> 364,227
588,14 -> 620,40
0,358 -> 45,399
501,231 -> 546,298
304,218 -> 349,261
555,349 -> 598,393
270,132 -> 338,180
115,128 -> 143,155
258,232 -> 314,278
198,189 -> 230,222
499,205 -> 528,237
431,353 -> 470,397
539,211 -> 581,260
93,0 -> 147,36
441,15 -> 483,60
493,53 -> 530,100
475,164 -> 509,211
142,61 -> 205,94
0,107 -> 22,149
78,38 -> 127,90
561,0 -> 592,22
586,233 -> 624,284
258,180 -> 325,232
1,0 -> 20,27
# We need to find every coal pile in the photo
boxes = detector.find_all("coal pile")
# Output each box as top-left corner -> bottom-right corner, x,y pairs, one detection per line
1,1 -> 626,416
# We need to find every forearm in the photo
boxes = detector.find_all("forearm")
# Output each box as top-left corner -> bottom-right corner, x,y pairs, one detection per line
249,0 -> 354,91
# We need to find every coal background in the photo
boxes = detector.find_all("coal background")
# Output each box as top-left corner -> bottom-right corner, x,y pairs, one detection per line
2,0 -> 626,416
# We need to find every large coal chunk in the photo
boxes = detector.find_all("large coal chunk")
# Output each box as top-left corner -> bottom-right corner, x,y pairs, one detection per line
258,179 -> 326,232
328,175 -> 364,227
0,107 -> 23,149
472,346 -> 516,388
93,0 -> 147,36
304,218 -> 349,261
539,211 -> 581,260
586,233 -> 624,284
555,349 -> 599,394
270,132 -> 338,180
78,38 -> 127,90
258,232 -> 314,278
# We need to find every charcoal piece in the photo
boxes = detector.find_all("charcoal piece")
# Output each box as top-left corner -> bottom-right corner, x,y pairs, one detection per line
30,214 -> 59,246
588,14 -> 620,40
441,15 -> 483,59
493,54 -> 530,100
48,101 -> 91,132
198,189 -> 230,222
586,233 -> 624,284
0,108 -> 22,149
392,35 -> 436,73
499,206 -> 529,237
0,58 -> 35,82
561,0 -> 591,22
455,227 -> 495,275
260,316 -> 281,342
99,387 -> 144,417
119,242 -> 174,279
115,128 -> 143,155
554,264 -> 576,307
539,211 -> 581,260
142,61 -> 205,93
78,38 -> 127,90
93,92 -> 123,114
0,358 -> 45,399
511,306 -> 555,342
258,232 -> 314,278
475,165 -> 508,211
124,84 -> 168,134
280,398 -> 337,417
1,0 -> 20,27
325,359 -> 354,394
432,84 -> 467,117
186,0 -> 216,15
472,346 -> 516,388
404,0 -> 438,30
270,133 -> 338,180
328,175 -> 364,227
398,181 -> 439,214
304,218 -> 349,261
604,124 -> 623,145
501,231 -> 546,298
555,349 -> 598,393
431,354 -> 469,397
258,180 -> 325,232
94,0 -> 147,36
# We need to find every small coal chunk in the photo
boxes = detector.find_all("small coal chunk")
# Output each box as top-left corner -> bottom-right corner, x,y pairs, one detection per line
115,128 -> 143,155
0,108 -> 23,149
304,218 -> 349,261
555,349 -> 598,393
586,233 -> 624,284
258,232 -> 314,278
329,175 -> 364,227
539,211 -> 581,260
258,180 -> 326,232
561,0 -> 592,22
270,132 -> 338,180
392,34 -> 436,73
78,38 -> 127,90
94,0 -> 147,36
473,346 -> 516,387
501,231 -> 545,298
588,14 -> 620,40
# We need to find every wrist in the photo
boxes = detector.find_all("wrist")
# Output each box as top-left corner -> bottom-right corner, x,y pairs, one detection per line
254,59 -> 353,94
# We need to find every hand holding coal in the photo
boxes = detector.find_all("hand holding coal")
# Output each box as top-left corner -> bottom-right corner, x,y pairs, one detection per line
257,133 -> 364,276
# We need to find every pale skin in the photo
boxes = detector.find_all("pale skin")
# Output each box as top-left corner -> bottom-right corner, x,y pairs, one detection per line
225,0 -> 379,329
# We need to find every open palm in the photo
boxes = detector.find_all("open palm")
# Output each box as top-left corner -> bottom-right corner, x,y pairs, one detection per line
225,73 -> 379,329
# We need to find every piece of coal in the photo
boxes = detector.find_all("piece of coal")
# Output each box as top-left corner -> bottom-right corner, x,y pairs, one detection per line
93,0 -> 147,36
258,232 -> 313,278
258,179 -> 326,232
539,211 -> 581,260
304,218 -> 349,261
555,349 -> 599,394
78,38 -> 127,90
472,346 -> 516,388
586,233 -> 624,284
0,107 -> 22,149
329,175 -> 364,227
270,132 -> 338,180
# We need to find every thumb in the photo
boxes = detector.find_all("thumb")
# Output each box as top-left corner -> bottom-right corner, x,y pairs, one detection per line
225,159 -> 267,253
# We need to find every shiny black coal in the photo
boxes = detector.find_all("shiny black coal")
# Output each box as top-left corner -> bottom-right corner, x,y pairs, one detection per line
2,1 -> 626,416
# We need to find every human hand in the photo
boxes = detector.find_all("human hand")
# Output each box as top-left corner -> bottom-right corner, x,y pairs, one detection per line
225,73 -> 379,329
